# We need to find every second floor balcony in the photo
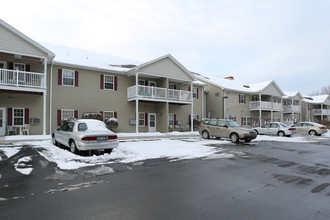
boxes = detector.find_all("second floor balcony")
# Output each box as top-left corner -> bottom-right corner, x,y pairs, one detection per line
283,105 -> 301,113
0,69 -> 45,89
249,101 -> 282,111
127,85 -> 192,103
313,109 -> 330,116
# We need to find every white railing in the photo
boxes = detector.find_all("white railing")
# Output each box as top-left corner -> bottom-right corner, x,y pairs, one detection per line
0,69 -> 45,88
127,85 -> 167,100
283,105 -> 301,113
249,101 -> 282,111
168,89 -> 192,102
313,109 -> 330,116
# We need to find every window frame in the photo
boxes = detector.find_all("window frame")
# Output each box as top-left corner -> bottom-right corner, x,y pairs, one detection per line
239,94 -> 246,104
62,69 -> 75,87
103,111 -> 114,123
14,62 -> 26,71
104,74 -> 114,90
139,112 -> 145,127
193,88 -> 198,99
169,113 -> 174,127
242,116 -> 251,126
61,109 -> 74,121
13,107 -> 24,126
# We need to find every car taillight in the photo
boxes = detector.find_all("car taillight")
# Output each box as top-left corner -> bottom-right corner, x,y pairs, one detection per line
288,128 -> 296,131
82,137 -> 97,141
319,127 -> 326,129
199,124 -> 202,127
108,135 -> 118,140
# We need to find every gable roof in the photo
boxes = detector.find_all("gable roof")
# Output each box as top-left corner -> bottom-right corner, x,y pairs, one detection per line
303,94 -> 330,104
194,72 -> 285,96
283,91 -> 303,100
128,54 -> 196,80
0,19 -> 55,62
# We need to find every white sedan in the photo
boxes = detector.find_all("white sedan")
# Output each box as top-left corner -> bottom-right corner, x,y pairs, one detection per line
253,122 -> 296,137
52,119 -> 119,155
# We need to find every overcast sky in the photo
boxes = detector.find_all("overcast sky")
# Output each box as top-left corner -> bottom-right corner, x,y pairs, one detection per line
2,0 -> 330,95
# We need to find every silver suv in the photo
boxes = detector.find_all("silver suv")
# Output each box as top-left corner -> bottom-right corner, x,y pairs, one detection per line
199,118 -> 257,143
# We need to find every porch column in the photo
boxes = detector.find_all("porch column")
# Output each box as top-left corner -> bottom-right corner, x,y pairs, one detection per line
299,100 -> 302,122
321,104 -> 324,121
291,99 -> 294,123
280,98 -> 283,122
135,73 -> 139,133
259,93 -> 262,125
43,58 -> 47,135
191,82 -> 194,132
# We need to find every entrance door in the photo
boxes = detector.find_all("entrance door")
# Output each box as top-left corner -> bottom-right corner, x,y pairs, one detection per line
148,113 -> 156,132
0,107 -> 6,136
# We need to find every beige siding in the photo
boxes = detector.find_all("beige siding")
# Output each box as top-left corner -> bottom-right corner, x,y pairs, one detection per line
263,83 -> 282,97
0,25 -> 47,58
140,57 -> 192,81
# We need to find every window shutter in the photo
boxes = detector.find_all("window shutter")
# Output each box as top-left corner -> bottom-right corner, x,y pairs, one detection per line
74,110 -> 78,119
174,114 -> 177,125
244,95 -> 246,104
189,114 -> 191,124
7,108 -> 12,126
100,75 -> 104,89
241,117 -> 244,126
188,87 -> 191,91
238,94 -> 240,103
145,80 -> 148,86
174,85 -> 177,90
8,62 -> 13,70
24,108 -> 29,124
57,110 -> 61,126
26,64 -> 31,72
58,69 -> 62,85
197,88 -> 199,99
75,71 -> 79,87
197,114 -> 199,120
114,112 -> 117,119
114,76 -> 118,91
145,113 -> 148,126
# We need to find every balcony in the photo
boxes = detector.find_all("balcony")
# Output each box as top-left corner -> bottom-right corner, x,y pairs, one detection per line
249,101 -> 282,111
127,85 -> 192,103
283,105 -> 301,113
0,69 -> 45,89
313,109 -> 330,116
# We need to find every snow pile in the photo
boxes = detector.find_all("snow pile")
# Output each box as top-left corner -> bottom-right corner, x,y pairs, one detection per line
14,156 -> 33,175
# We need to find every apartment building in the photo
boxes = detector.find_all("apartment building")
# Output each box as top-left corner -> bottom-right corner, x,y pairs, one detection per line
0,20 -> 204,135
282,91 -> 303,125
194,73 -> 286,127
302,95 -> 330,122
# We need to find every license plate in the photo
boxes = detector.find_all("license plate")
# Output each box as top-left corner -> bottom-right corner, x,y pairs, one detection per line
97,136 -> 107,141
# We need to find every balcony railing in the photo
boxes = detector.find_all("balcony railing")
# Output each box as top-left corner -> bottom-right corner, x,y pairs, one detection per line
313,109 -> 330,116
0,69 -> 45,88
127,85 -> 192,102
249,101 -> 282,111
283,105 -> 301,113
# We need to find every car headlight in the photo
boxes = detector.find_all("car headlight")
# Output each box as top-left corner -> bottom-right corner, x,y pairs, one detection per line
243,131 -> 250,134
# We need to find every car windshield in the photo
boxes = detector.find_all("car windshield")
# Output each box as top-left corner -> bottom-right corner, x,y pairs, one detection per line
78,123 -> 88,131
226,120 -> 240,127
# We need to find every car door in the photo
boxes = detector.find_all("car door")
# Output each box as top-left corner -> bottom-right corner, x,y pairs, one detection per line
207,119 -> 218,137
260,124 -> 271,135
292,123 -> 303,134
62,122 -> 75,146
217,120 -> 231,138
303,123 -> 313,134
269,123 -> 280,135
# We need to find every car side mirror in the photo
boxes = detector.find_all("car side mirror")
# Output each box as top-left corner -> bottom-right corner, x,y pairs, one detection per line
223,125 -> 228,128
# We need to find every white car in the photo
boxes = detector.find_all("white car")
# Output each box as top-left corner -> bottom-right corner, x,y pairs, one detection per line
52,119 -> 119,154
291,122 -> 328,136
253,122 -> 296,137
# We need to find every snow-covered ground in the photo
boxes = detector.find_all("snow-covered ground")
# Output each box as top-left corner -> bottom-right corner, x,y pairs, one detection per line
0,131 -> 329,172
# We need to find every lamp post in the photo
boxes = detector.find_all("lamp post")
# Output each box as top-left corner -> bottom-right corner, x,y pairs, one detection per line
222,96 -> 228,119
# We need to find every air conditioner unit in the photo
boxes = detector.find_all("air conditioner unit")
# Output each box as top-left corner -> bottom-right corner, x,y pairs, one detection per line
30,118 -> 40,124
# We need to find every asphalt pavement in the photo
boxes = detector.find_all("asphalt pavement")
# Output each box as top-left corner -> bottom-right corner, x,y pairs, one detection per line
1,139 -> 330,220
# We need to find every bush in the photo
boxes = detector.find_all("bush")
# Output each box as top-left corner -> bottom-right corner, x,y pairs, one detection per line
81,113 -> 103,121
319,120 -> 330,128
106,118 -> 119,131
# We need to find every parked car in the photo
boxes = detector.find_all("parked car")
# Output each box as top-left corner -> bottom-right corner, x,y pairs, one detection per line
199,118 -> 257,143
253,122 -> 296,137
291,122 -> 328,136
52,119 -> 119,154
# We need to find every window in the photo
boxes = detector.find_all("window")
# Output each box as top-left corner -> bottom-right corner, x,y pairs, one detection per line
13,108 -> 24,126
193,114 -> 199,120
169,84 -> 175,90
217,120 -> 227,127
78,123 -> 88,132
139,80 -> 145,86
14,63 -> 26,71
104,75 -> 114,90
239,94 -> 246,104
193,88 -> 198,99
62,69 -> 75,86
169,114 -> 174,126
252,96 -> 259,101
242,117 -> 251,126
103,111 -> 114,123
139,112 -> 145,126
270,123 -> 279,128
209,119 -> 217,126
61,109 -> 74,121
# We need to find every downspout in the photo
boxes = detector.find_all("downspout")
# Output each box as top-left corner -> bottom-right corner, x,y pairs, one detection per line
191,82 -> 194,132
135,73 -> 139,133
201,85 -> 204,119
43,58 -> 48,135
259,93 -> 262,126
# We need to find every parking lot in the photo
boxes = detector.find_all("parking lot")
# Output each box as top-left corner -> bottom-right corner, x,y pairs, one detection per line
1,134 -> 330,219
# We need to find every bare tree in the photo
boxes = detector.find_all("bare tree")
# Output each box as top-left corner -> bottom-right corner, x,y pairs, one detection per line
309,85 -> 330,96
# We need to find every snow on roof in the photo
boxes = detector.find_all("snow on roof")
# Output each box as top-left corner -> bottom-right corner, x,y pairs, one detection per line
41,42 -> 142,72
283,91 -> 303,99
303,94 -> 330,104
193,72 -> 272,93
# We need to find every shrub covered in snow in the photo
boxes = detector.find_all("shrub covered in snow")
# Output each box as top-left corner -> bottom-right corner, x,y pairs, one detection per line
106,118 -> 119,131
81,112 -> 103,121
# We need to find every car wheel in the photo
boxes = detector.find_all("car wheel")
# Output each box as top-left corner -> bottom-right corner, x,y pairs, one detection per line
278,131 -> 285,137
309,130 -> 317,136
230,133 -> 239,143
70,140 -> 79,154
52,135 -> 58,146
254,129 -> 259,135
202,130 -> 210,139
104,149 -> 113,154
